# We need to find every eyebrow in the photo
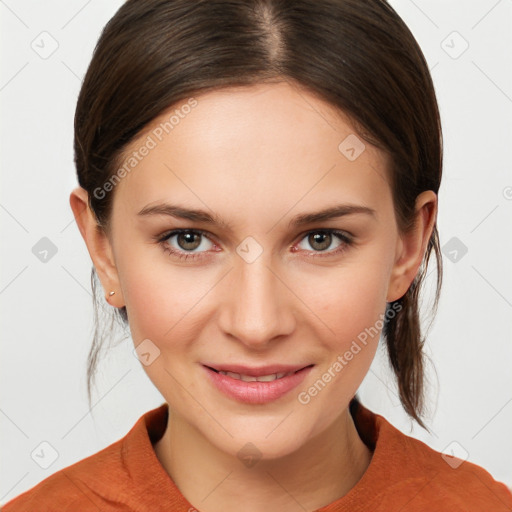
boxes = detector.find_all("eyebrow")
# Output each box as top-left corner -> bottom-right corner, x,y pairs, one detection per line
137,202 -> 376,230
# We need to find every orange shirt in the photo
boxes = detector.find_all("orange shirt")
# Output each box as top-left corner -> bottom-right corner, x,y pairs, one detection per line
2,400 -> 512,511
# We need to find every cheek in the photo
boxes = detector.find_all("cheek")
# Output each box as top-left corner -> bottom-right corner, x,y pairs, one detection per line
116,254 -> 208,398
295,248 -> 393,404
115,244 -> 199,346
295,277 -> 387,432
303,253 -> 392,346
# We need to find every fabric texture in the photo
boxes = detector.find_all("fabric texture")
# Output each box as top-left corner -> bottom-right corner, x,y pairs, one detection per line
2,399 -> 511,511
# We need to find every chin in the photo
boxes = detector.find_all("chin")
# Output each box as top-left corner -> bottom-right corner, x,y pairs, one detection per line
203,416 -> 312,462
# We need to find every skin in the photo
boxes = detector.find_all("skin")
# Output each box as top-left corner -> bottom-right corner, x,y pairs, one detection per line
70,81 -> 437,512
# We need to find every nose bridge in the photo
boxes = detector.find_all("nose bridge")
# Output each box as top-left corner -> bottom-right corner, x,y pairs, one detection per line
220,244 -> 294,347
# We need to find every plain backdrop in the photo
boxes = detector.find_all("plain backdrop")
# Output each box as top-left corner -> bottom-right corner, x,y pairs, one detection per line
1,0 -> 511,504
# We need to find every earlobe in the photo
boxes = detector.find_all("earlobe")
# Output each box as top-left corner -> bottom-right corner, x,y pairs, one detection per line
386,191 -> 438,303
69,186 -> 124,307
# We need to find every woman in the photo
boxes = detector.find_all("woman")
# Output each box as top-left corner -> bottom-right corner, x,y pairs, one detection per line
3,0 -> 511,510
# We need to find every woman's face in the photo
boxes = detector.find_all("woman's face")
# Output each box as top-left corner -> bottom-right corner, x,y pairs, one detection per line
106,81 -> 409,459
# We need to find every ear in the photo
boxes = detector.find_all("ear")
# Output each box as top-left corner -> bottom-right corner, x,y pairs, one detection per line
386,190 -> 438,303
69,186 -> 124,308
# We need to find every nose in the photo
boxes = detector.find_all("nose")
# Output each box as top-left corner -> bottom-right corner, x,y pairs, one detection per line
217,253 -> 296,350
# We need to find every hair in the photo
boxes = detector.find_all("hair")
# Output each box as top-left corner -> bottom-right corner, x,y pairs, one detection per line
74,0 -> 443,429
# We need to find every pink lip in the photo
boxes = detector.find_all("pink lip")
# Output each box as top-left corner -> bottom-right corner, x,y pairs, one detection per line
202,364 -> 314,404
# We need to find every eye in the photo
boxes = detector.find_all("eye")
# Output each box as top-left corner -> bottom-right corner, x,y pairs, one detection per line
293,230 -> 353,258
157,229 -> 216,261
155,228 -> 353,261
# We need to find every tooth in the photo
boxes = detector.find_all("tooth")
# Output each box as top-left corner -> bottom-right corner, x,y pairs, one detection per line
218,371 -> 295,381
240,374 -> 258,382
256,374 -> 277,382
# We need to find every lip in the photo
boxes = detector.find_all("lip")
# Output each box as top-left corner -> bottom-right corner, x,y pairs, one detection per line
202,363 -> 314,404
204,363 -> 309,377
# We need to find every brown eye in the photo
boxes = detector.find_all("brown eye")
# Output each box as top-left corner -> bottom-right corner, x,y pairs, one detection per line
157,229 -> 215,260
307,232 -> 332,251
176,231 -> 202,251
294,230 -> 353,258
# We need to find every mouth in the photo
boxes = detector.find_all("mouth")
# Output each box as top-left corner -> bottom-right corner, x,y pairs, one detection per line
205,365 -> 312,382
202,363 -> 314,404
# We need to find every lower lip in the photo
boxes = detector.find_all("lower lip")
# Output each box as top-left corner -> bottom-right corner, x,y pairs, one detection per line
203,365 -> 313,404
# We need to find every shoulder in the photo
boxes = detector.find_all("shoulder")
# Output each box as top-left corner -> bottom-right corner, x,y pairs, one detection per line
376,414 -> 512,510
351,400 -> 512,511
1,404 -> 170,512
1,434 -> 134,512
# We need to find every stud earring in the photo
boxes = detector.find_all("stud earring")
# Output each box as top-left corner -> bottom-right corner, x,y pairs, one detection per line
109,291 -> 116,296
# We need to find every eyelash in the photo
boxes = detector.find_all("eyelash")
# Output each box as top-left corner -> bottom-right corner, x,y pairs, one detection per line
154,228 -> 354,262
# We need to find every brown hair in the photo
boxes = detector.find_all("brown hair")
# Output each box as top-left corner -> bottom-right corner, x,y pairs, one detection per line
74,0 -> 443,429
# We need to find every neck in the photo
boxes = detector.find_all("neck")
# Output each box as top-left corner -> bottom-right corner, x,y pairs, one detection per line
154,405 -> 372,512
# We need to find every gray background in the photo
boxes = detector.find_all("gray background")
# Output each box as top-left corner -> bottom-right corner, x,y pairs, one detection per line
1,0 -> 511,504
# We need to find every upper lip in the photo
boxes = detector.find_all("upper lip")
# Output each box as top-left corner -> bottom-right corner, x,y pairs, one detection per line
204,363 -> 313,377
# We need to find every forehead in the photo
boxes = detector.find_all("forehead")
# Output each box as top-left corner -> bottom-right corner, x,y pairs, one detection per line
112,82 -> 391,220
